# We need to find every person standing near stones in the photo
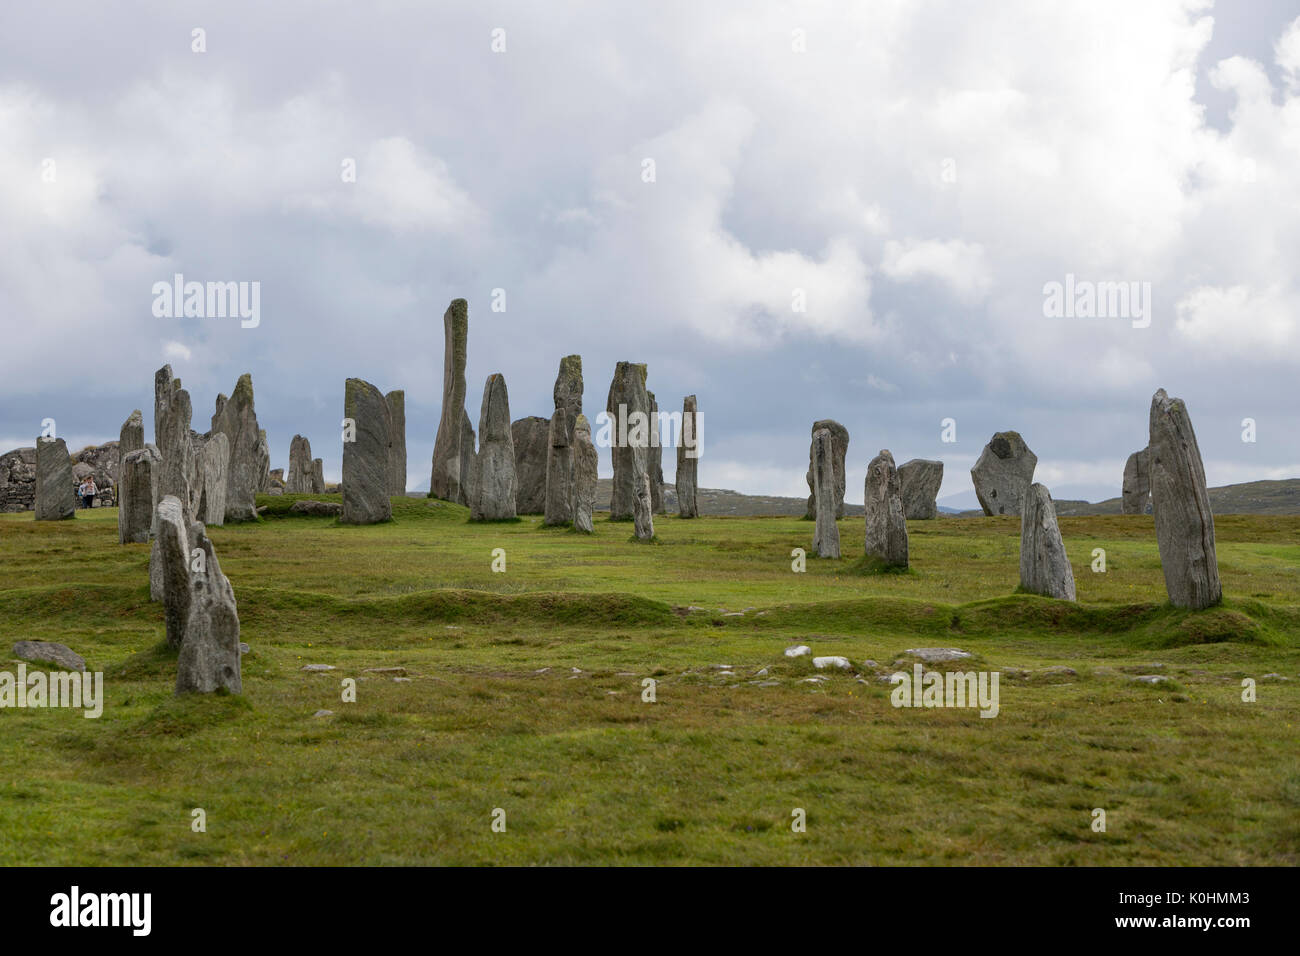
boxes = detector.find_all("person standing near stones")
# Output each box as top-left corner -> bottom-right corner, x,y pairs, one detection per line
78,474 -> 97,509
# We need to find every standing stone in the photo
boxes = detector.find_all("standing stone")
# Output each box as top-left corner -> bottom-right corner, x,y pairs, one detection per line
544,409 -> 573,525
287,435 -> 314,493
571,413 -> 598,534
471,374 -> 517,521
34,437 -> 76,521
811,428 -> 840,558
386,389 -> 406,495
208,373 -> 262,522
971,431 -> 1037,517
255,429 -> 271,492
119,446 -> 160,543
175,521 -> 242,695
185,433 -> 206,517
430,298 -> 472,503
310,458 -> 326,494
154,366 -> 195,516
864,449 -> 909,568
633,472 -> 655,540
341,378 -> 393,524
511,416 -> 550,514
553,355 -> 583,449
458,412 -> 478,507
606,361 -> 650,520
155,496 -> 193,649
120,409 -> 144,460
117,410 -> 145,541
197,433 -> 229,525
804,420 -> 849,519
676,395 -> 700,518
1122,447 -> 1152,515
1149,389 -> 1221,609
898,459 -> 944,520
1019,483 -> 1075,599
647,391 -> 664,514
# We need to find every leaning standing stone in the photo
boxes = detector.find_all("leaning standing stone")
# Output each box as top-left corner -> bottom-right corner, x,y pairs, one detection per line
341,378 -> 393,524
119,445 -> 160,543
544,408 -> 573,525
811,428 -> 840,558
970,431 -> 1037,516
571,413 -> 598,533
34,436 -> 76,521
1149,389 -> 1220,609
676,395 -> 699,518
1019,483 -> 1075,600
471,374 -> 517,521
804,419 -> 848,519
864,449 -> 908,568
1122,447 -> 1151,515
898,458 -> 943,520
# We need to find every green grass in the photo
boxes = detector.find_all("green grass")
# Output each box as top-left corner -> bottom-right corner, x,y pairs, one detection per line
0,497 -> 1297,865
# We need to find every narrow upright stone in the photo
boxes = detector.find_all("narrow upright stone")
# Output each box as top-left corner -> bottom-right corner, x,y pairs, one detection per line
208,373 -> 262,522
154,365 -> 195,515
606,361 -> 650,520
805,420 -> 848,519
470,374 -> 517,521
571,413 -> 598,534
287,435 -> 314,493
119,446 -> 160,543
811,428 -> 840,558
898,459 -> 943,520
511,416 -> 550,514
647,390 -> 664,514
310,458 -> 326,493
633,472 -> 655,540
430,298 -> 472,503
1149,389 -> 1220,609
175,521 -> 242,695
197,433 -> 229,525
1019,483 -> 1075,600
34,437 -> 76,521
676,395 -> 700,518
255,429 -> 271,493
1122,447 -> 1151,515
544,408 -> 573,526
553,355 -> 583,449
970,431 -> 1037,517
155,495 -> 193,649
386,389 -> 407,495
864,449 -> 908,568
116,410 -> 145,541
341,378 -> 393,524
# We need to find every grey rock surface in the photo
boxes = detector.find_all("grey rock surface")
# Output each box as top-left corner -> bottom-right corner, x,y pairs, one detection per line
1122,447 -> 1152,515
971,431 -> 1037,516
511,416 -> 550,515
811,428 -> 841,558
386,389 -> 406,494
471,374 -> 517,521
864,449 -> 909,568
804,419 -> 848,520
571,413 -> 598,533
676,394 -> 699,518
119,445 -> 160,543
898,458 -> 943,520
544,408 -> 573,525
11,640 -> 86,672
34,437 -> 76,521
341,377 -> 393,524
1019,482 -> 1076,600
430,298 -> 472,503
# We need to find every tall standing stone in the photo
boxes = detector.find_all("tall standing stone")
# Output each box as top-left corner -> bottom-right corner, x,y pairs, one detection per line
544,408 -> 573,525
208,373 -> 262,522
606,361 -> 650,520
386,389 -> 406,495
804,420 -> 848,520
175,521 -> 242,695
811,428 -> 840,558
1122,447 -> 1152,515
633,472 -> 655,540
1149,389 -> 1221,609
511,416 -> 550,514
1019,483 -> 1075,599
341,378 -> 393,525
119,446 -> 160,543
471,374 -> 517,521
287,435 -> 314,493
571,413 -> 598,534
898,459 -> 944,520
971,431 -> 1037,517
117,410 -> 145,541
864,449 -> 908,568
34,437 -> 76,521
553,355 -> 583,449
647,390 -> 664,514
676,395 -> 699,518
155,495 -> 193,649
430,298 -> 472,503
255,429 -> 271,492
310,458 -> 325,493
154,365 -> 195,514
197,433 -> 229,525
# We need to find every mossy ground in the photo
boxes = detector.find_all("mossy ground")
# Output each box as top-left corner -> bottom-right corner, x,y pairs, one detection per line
1,497 -> 1297,865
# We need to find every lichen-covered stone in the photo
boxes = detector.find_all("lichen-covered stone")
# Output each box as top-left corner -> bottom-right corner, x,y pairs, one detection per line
430,298 -> 472,503
1019,482 -> 1075,600
864,449 -> 908,568
571,413 -> 598,534
971,431 -> 1037,517
470,374 -> 517,521
34,437 -> 76,521
804,420 -> 848,520
811,428 -> 840,558
898,458 -> 943,520
676,395 -> 699,518
341,378 -> 393,524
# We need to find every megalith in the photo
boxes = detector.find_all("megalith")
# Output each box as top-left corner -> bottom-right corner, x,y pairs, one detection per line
648,390 -> 664,514
971,431 -> 1037,517
287,435 -> 314,493
119,445 -> 160,543
197,432 -> 229,525
571,413 -> 598,534
511,416 -> 550,514
676,395 -> 699,518
341,378 -> 393,524
34,436 -> 76,521
208,373 -> 262,522
430,298 -> 472,503
898,458 -> 943,520
606,361 -> 650,520
471,374 -> 517,521
1122,447 -> 1152,515
804,420 -> 848,520
386,389 -> 407,495
544,408 -> 573,526
864,449 -> 908,568
1019,483 -> 1075,600
811,428 -> 840,558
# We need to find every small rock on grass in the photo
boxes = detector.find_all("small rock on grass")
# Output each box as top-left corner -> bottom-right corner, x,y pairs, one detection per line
301,664 -> 336,672
363,667 -> 407,676
1134,675 -> 1171,685
12,641 -> 85,673
903,647 -> 972,663
311,709 -> 334,718
1040,665 -> 1077,677
813,656 -> 852,670
785,645 -> 812,658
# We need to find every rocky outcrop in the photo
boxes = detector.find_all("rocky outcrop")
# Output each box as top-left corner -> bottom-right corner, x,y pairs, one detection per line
898,458 -> 943,520
676,395 -> 699,518
341,378 -> 393,525
864,449 -> 908,568
0,447 -> 36,513
804,420 -> 848,520
1019,483 -> 1075,600
571,413 -> 598,534
430,298 -> 473,503
73,441 -> 120,504
208,373 -> 262,522
471,374 -> 517,521
1149,389 -> 1221,609
606,361 -> 650,520
1122,447 -> 1151,515
386,389 -> 406,494
811,428 -> 840,558
511,416 -> 550,514
287,435 -> 314,493
971,431 -> 1037,517
119,445 -> 160,543
544,408 -> 573,526
35,437 -> 76,521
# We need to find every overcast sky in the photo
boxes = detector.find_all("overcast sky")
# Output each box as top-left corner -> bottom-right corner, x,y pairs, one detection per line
3,0 -> 1298,505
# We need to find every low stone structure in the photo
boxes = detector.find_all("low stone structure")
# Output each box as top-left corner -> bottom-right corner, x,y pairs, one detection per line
0,447 -> 36,513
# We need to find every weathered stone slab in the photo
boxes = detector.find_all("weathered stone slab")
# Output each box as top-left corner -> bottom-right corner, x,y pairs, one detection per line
805,420 -> 848,519
864,449 -> 908,568
1019,482 -> 1075,600
430,298 -> 472,503
544,408 -> 573,526
606,361 -> 650,520
471,374 -> 517,521
971,431 -> 1037,516
511,416 -> 550,514
119,445 -> 160,543
310,458 -> 325,493
287,434 -> 314,493
553,355 -> 583,449
34,437 -> 75,521
197,432 -> 229,525
386,389 -> 406,494
571,413 -> 598,533
289,499 -> 342,517
341,378 -> 393,524
648,390 -> 664,514
633,471 -> 655,540
1122,447 -> 1151,515
175,521 -> 242,695
811,428 -> 840,558
12,640 -> 85,672
1149,389 -> 1220,609
208,373 -> 262,522
676,395 -> 699,518
155,495 -> 193,649
898,458 -> 943,520
154,365 -> 195,518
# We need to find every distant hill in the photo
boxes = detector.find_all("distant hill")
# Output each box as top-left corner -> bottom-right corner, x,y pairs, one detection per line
595,477 -> 1300,517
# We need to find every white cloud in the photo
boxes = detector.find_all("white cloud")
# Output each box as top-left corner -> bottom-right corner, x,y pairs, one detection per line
880,239 -> 992,303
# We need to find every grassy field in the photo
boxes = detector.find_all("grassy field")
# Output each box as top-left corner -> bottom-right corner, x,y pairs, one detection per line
1,496 -> 1297,866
